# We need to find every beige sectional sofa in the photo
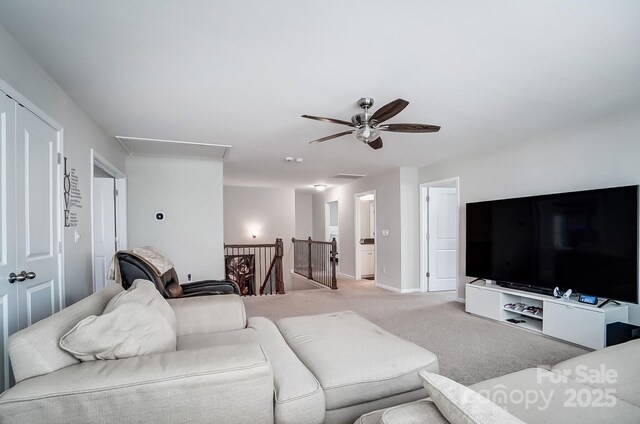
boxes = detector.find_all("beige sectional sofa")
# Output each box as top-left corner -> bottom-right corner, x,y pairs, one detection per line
0,282 -> 439,424
356,338 -> 640,424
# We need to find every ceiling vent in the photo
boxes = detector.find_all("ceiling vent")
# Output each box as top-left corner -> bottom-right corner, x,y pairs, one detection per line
331,173 -> 366,180
115,136 -> 231,160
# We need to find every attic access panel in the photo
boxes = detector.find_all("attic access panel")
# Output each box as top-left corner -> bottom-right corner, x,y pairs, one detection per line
115,136 -> 231,159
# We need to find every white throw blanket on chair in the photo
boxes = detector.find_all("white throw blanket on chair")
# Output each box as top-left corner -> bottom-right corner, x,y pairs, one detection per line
107,246 -> 175,285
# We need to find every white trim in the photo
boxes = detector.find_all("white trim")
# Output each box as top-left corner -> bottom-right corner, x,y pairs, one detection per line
290,270 -> 333,290
115,179 -> 127,250
375,282 -> 401,292
0,79 -> 65,309
0,81 -> 63,130
400,287 -> 422,293
419,177 -> 460,293
56,129 -> 64,309
90,149 -> 127,293
456,297 -> 466,303
114,136 -> 232,159
375,282 -> 421,294
337,272 -> 356,280
354,189 -> 376,281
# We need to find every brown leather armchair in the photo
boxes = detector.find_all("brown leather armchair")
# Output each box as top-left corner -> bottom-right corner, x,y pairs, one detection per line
115,252 -> 239,298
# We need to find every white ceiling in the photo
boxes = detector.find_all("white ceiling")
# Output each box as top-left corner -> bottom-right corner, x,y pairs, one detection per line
0,1 -> 639,190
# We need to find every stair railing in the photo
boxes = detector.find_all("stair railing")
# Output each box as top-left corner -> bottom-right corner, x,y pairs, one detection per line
224,238 -> 285,295
292,237 -> 337,290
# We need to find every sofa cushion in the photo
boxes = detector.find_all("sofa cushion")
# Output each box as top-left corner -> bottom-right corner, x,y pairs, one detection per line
470,367 -> 640,424
326,388 -> 427,424
60,279 -> 176,361
354,409 -> 384,424
276,311 -> 439,411
551,338 -> 640,408
0,344 -> 273,424
420,371 -> 525,424
168,293 -> 246,336
8,283 -> 124,383
177,317 -> 325,424
382,399 -> 449,424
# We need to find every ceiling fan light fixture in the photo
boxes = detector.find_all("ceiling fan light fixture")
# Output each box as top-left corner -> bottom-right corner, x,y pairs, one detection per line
352,125 -> 380,143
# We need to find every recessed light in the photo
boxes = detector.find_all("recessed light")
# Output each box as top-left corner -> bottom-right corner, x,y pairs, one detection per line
314,184 -> 328,192
285,157 -> 294,162
295,157 -> 304,163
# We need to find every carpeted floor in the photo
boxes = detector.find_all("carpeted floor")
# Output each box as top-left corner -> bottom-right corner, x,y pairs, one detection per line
243,278 -> 588,386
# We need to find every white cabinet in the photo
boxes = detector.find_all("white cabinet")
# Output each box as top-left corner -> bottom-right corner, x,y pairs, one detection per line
466,285 -> 502,320
543,302 -> 628,350
465,282 -> 629,349
360,244 -> 375,276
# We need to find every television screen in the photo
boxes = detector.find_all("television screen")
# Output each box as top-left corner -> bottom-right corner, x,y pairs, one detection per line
466,185 -> 638,303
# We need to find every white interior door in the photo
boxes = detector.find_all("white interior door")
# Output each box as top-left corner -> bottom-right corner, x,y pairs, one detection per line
427,187 -> 457,291
93,177 -> 116,291
15,106 -> 61,329
0,94 -> 17,389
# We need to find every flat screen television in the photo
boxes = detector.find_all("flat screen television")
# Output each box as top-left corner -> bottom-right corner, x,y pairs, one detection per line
466,185 -> 639,303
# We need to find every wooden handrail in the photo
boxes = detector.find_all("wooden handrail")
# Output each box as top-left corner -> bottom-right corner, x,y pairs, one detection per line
224,243 -> 277,248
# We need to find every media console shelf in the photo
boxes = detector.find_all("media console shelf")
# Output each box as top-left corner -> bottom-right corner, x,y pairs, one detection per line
466,281 -> 629,349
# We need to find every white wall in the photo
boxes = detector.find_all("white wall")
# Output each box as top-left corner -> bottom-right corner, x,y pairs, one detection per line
312,168 -> 419,292
418,107 -> 640,323
0,24 -> 127,305
126,156 -> 224,282
400,167 -> 420,291
295,191 -> 313,239
223,186 -> 295,291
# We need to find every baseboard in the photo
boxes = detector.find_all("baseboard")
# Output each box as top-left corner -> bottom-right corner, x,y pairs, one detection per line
402,288 -> 422,293
375,282 -> 401,292
290,270 -> 333,290
375,282 -> 421,294
456,297 -> 466,303
337,272 -> 356,280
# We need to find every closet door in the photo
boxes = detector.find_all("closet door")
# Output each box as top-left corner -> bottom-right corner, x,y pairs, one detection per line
15,106 -> 61,329
0,94 -> 17,389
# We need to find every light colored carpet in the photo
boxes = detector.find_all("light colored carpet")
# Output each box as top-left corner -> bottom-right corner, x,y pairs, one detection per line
243,278 -> 588,386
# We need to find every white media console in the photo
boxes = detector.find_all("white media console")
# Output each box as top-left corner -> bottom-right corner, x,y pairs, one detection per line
466,281 -> 629,349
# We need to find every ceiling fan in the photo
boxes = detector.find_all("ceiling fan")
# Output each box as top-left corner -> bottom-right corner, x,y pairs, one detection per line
302,97 -> 440,150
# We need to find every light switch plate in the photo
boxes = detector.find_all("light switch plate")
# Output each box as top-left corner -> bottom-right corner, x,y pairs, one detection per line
381,229 -> 390,236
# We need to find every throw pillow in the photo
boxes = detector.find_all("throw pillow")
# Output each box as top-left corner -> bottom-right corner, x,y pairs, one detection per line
60,279 -> 177,361
419,371 -> 526,424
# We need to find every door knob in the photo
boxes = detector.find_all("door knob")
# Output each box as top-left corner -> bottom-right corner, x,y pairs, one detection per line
8,272 -> 26,284
7,271 -> 35,284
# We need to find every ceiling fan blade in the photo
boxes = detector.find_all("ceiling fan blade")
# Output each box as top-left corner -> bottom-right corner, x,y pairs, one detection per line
380,123 -> 441,133
302,114 -> 354,127
308,130 -> 354,144
371,99 -> 409,124
367,137 -> 383,150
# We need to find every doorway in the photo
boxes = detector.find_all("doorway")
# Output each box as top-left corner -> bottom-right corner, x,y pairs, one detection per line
91,150 -> 127,292
325,201 -> 339,271
354,191 -> 376,281
420,178 -> 459,292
